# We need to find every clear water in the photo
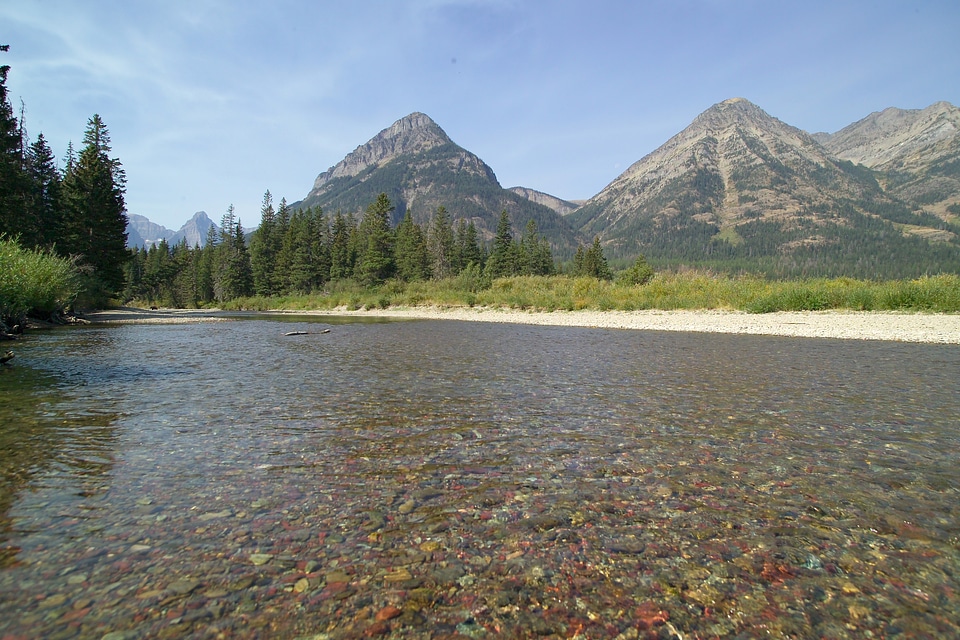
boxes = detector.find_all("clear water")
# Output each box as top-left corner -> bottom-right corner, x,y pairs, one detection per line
1,317 -> 958,638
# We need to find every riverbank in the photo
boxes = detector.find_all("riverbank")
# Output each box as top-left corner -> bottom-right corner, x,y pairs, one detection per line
81,306 -> 960,343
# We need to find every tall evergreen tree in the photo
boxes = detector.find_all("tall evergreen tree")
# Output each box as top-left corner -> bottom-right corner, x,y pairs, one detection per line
0,45 -> 28,243
520,219 -> 555,276
25,133 -> 61,248
454,219 -> 484,273
427,206 -> 455,279
581,237 -> 613,280
395,210 -> 431,281
285,208 -> 321,293
197,225 -> 218,303
229,218 -> 253,298
484,210 -> 518,279
356,193 -> 395,286
250,190 -> 278,296
213,205 -> 236,301
60,114 -> 128,295
329,211 -> 356,280
271,197 -> 292,290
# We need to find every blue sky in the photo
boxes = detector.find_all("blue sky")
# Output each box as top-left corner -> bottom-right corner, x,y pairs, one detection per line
3,0 -> 958,231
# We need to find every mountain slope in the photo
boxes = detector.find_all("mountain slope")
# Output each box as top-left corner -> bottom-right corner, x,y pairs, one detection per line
508,187 -> 581,216
169,211 -> 218,248
126,214 -> 174,249
295,113 -> 582,255
126,212 -> 219,249
570,98 -> 960,277
817,102 -> 960,214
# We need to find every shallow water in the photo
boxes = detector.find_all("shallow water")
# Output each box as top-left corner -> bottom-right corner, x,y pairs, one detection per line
1,317 -> 959,639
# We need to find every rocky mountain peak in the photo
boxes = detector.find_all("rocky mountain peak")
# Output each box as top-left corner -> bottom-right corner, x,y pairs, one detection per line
820,101 -> 960,169
688,98 -> 815,147
308,113 -> 452,194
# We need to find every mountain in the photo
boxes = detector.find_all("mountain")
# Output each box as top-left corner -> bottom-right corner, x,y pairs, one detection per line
816,102 -> 960,216
126,214 -> 174,249
126,211 -> 219,249
294,113 -> 583,255
569,98 -> 960,277
508,187 -> 581,216
169,211 -> 218,248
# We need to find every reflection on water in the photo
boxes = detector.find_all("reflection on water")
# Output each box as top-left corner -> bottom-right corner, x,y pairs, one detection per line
1,318 -> 959,638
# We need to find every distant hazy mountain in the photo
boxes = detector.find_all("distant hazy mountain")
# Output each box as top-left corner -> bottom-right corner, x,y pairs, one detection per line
127,214 -> 174,248
126,211 -> 218,249
816,102 -> 960,215
169,211 -> 218,248
126,99 -> 960,278
507,187 -> 581,216
294,112 -> 583,255
569,98 -> 960,277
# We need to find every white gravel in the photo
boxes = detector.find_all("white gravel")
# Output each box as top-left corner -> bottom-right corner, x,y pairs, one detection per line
306,307 -> 960,344
84,307 -> 960,343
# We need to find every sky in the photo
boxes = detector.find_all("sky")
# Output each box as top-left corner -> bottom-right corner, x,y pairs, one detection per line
2,0 -> 959,231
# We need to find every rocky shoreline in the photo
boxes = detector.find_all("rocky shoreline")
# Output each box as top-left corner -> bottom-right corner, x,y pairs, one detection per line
80,306 -> 960,344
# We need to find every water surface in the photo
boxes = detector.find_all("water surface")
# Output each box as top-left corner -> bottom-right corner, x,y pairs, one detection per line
1,318 -> 959,638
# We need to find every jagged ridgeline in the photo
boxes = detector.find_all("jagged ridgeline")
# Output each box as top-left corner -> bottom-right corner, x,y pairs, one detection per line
572,98 -> 960,278
291,113 -> 583,257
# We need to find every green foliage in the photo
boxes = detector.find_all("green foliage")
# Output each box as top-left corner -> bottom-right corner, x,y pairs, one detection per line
60,114 -> 129,295
250,190 -> 280,296
356,193 -> 396,286
484,210 -> 518,279
0,236 -> 78,326
0,47 -> 29,247
394,210 -> 431,281
572,237 -> 613,280
427,206 -> 455,279
617,254 -> 655,286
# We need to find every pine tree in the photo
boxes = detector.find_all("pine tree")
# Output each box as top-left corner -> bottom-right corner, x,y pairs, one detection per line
229,218 -> 253,298
427,206 -> 455,279
60,114 -> 129,295
395,211 -> 431,281
213,205 -> 236,301
0,45 -> 29,243
329,211 -> 356,280
484,210 -> 517,279
250,190 -> 278,296
520,219 -> 554,276
582,237 -> 613,280
197,225 -> 218,303
286,208 -> 318,293
454,219 -> 484,273
24,133 -> 62,248
310,206 -> 331,286
356,193 -> 395,286
272,198 -> 292,291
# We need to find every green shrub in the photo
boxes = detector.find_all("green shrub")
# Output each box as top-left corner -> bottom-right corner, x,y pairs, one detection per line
0,236 -> 79,326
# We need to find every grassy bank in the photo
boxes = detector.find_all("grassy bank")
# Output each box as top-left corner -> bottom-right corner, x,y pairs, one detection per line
0,237 -> 79,328
217,272 -> 960,314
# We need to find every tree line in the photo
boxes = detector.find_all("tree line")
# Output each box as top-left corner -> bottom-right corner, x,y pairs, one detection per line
123,191 -> 633,307
0,46 -> 128,308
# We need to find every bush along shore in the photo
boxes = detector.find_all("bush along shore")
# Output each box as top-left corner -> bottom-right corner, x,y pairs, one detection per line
206,272 -> 960,315
0,236 -> 80,339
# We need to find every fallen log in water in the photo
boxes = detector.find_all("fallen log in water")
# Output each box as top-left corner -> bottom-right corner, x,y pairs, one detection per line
284,329 -> 331,336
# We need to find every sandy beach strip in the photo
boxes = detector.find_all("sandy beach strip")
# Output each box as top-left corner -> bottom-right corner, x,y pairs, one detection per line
80,306 -> 960,344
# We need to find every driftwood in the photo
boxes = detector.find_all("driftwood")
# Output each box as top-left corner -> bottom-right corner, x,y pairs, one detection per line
284,329 -> 331,336
0,350 -> 14,365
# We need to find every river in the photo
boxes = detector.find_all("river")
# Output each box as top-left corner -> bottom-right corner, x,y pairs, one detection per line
1,317 -> 959,638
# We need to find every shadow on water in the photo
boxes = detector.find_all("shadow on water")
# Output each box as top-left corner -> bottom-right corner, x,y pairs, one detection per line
0,336 -> 123,568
